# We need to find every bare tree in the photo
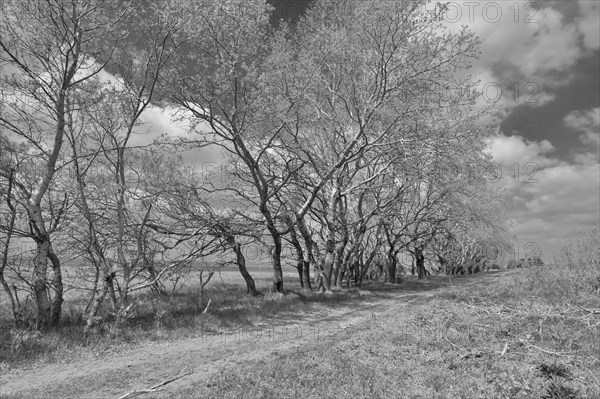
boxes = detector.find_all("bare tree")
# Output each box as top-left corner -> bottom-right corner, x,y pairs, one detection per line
59,2 -> 184,329
263,0 -> 482,291
0,0 -> 127,327
144,164 -> 262,298
167,0 -> 304,292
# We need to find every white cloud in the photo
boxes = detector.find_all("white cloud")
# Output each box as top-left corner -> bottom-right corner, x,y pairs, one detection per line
443,2 -> 580,82
515,161 -> 599,258
564,108 -> 600,147
488,132 -> 599,261
564,107 -> 600,131
128,105 -> 224,166
437,1 -> 598,111
577,0 -> 600,50
488,133 -> 557,168
512,8 -> 580,80
139,106 -> 189,138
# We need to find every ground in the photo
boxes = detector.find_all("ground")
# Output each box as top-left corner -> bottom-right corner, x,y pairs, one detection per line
0,269 -> 598,398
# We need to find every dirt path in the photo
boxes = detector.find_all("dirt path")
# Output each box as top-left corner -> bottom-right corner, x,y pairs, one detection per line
0,275 -> 500,399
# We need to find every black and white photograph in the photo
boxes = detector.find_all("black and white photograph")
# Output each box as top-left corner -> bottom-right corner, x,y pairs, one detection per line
1,1 -> 598,398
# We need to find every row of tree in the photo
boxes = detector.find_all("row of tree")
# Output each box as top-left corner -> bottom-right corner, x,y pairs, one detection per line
0,0 -> 512,329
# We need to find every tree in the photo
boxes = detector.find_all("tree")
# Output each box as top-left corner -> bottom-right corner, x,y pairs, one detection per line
144,160 -> 261,297
61,5 -> 184,328
167,0 -> 306,293
262,0 -> 483,290
0,149 -> 24,325
0,0 -> 125,327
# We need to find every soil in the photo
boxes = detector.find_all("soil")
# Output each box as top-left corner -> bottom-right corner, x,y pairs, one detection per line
0,273 -> 503,399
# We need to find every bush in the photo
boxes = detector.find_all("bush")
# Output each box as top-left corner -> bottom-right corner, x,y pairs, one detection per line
503,227 -> 600,306
550,227 -> 600,298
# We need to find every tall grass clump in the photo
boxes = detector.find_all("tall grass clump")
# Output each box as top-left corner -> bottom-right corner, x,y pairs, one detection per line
527,227 -> 600,306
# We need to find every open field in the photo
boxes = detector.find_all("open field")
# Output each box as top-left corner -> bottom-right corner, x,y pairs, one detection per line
1,265 -> 599,399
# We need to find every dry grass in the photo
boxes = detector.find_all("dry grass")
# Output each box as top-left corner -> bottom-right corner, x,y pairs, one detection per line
1,254 -> 598,398
173,267 -> 600,399
0,269 -> 318,371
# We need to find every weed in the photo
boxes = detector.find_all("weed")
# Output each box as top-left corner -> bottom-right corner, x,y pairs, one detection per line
539,363 -> 572,380
541,381 -> 579,399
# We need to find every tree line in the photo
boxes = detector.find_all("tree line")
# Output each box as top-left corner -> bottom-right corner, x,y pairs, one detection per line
0,0 -> 512,329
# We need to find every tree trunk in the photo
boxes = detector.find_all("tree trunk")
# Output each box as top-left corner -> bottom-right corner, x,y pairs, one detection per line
342,244 -> 356,286
47,247 -> 63,326
346,227 -> 366,280
84,270 -> 114,334
296,213 -> 313,290
332,197 -> 348,290
335,264 -> 345,288
0,183 -> 22,326
84,259 -> 100,313
331,252 -> 340,289
332,233 -> 348,290
285,216 -> 306,289
0,275 -> 21,327
385,248 -> 397,283
256,185 -> 284,293
437,254 -> 448,275
269,231 -> 284,293
320,237 -> 335,292
32,233 -> 52,328
297,262 -> 304,288
70,138 -> 115,329
108,278 -> 118,309
115,178 -> 131,312
356,252 -> 366,286
359,222 -> 385,284
319,187 -> 340,292
28,87 -> 68,328
350,260 -> 359,287
232,242 -> 258,296
146,262 -> 164,295
415,246 -> 426,280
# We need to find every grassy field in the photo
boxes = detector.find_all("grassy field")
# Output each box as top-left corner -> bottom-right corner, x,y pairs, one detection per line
0,267 -> 302,369
1,261 -> 599,398
173,267 -> 600,399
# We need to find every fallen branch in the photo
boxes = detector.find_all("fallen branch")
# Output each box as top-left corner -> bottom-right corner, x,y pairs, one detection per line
500,342 -> 508,356
443,336 -> 464,351
577,304 -> 600,315
528,345 -> 570,357
466,304 -> 492,315
117,367 -> 192,399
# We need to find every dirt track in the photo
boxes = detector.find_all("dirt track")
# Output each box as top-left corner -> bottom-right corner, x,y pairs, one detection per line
0,275 -> 495,399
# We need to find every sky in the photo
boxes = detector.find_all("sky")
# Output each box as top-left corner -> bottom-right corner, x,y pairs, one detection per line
449,0 -> 600,262
130,0 -> 600,262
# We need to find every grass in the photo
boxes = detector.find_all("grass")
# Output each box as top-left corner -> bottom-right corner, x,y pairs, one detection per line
172,265 -> 600,399
1,259 -> 599,398
0,269 -> 366,372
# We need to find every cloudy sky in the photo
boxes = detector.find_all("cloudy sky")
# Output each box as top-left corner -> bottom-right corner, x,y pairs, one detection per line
142,1 -> 599,262
451,0 -> 599,262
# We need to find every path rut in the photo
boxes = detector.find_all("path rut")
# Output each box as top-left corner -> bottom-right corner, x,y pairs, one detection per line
1,280 -> 462,399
